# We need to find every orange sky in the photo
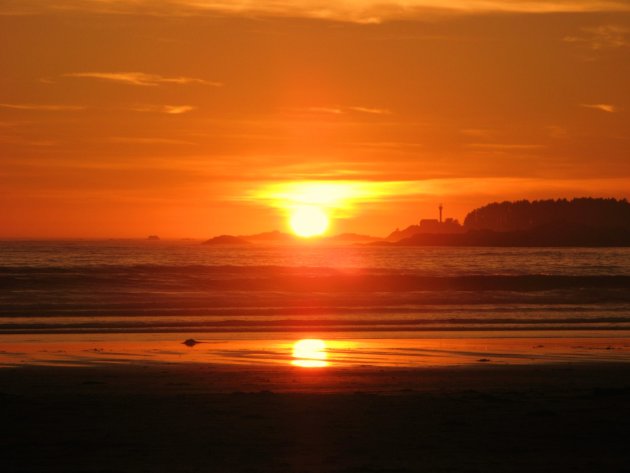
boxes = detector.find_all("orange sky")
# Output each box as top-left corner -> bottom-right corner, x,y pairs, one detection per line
1,0 -> 629,238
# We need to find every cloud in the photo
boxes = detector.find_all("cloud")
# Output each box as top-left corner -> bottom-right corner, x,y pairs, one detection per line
460,128 -> 494,138
306,107 -> 344,115
580,103 -> 618,113
0,103 -> 85,111
162,105 -> 197,114
5,0 -> 630,23
63,72 -> 221,87
347,106 -> 392,115
129,105 -> 197,114
246,177 -> 630,219
564,25 -> 630,50
108,136 -> 196,145
0,136 -> 58,147
546,125 -> 570,139
246,180 -> 425,217
1,102 -> 197,115
465,143 -> 546,150
299,105 -> 391,116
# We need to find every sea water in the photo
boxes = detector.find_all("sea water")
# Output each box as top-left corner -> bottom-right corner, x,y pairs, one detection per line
1,240 -> 629,366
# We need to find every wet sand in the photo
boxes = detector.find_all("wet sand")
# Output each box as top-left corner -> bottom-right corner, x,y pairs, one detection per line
3,333 -> 630,368
2,362 -> 630,472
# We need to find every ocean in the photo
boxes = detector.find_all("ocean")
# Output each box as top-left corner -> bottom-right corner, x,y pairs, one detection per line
1,239 -> 630,334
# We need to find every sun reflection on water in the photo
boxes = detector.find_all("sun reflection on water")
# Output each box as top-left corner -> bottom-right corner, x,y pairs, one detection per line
291,339 -> 328,367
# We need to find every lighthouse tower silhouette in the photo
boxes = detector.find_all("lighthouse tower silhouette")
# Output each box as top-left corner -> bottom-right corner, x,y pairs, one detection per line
439,204 -> 443,223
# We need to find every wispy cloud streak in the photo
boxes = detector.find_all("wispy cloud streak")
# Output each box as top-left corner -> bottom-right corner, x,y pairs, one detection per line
108,136 -> 196,145
580,103 -> 618,113
129,105 -> 197,114
4,0 -> 630,22
63,72 -> 221,87
0,103 -> 85,111
466,143 -> 546,150
299,105 -> 392,116
564,25 -> 630,50
348,106 -> 392,115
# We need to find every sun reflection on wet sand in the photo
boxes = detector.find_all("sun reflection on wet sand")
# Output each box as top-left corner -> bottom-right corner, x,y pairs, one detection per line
2,334 -> 630,368
291,339 -> 328,367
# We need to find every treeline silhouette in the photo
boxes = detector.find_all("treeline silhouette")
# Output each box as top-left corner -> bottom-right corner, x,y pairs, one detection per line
464,198 -> 630,232
381,198 -> 630,246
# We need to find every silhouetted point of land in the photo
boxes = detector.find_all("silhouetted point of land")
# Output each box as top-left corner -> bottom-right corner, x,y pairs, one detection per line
204,198 -> 630,247
203,235 -> 251,245
383,198 -> 630,247
203,231 -> 381,245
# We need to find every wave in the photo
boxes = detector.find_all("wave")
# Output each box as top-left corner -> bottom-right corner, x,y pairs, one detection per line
1,265 -> 629,289
2,264 -> 629,333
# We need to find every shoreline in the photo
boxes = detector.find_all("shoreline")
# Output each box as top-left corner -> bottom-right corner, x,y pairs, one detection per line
2,331 -> 630,368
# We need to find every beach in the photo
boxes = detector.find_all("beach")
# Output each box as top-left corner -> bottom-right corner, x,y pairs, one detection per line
3,361 -> 630,472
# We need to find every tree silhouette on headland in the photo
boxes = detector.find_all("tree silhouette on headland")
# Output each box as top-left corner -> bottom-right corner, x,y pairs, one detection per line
381,198 -> 630,246
464,198 -> 630,232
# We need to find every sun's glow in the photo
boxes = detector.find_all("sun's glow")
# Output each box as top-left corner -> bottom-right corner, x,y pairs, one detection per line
255,181 -> 378,210
292,339 -> 328,368
289,206 -> 329,238
250,181 -> 401,236
249,180 -> 422,218
249,179 -> 478,236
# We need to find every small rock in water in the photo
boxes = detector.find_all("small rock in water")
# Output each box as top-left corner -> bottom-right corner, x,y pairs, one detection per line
183,338 -> 201,347
478,358 -> 491,363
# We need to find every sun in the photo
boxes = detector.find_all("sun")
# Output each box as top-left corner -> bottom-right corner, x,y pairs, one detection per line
254,181 -> 394,236
289,206 -> 329,238
292,339 -> 328,368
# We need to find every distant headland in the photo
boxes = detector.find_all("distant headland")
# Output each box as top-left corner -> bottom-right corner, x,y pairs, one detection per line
203,230 -> 380,245
382,198 -> 630,247
204,198 -> 630,247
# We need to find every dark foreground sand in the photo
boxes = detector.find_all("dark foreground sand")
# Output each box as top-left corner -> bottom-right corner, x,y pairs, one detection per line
2,363 -> 630,473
